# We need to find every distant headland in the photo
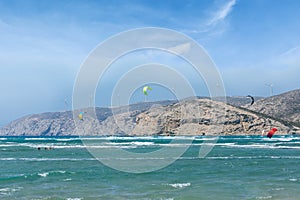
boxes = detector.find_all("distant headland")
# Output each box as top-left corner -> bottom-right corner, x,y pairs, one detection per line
1,89 -> 299,136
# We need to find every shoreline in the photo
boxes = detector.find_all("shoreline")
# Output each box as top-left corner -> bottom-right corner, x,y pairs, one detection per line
0,134 -> 299,138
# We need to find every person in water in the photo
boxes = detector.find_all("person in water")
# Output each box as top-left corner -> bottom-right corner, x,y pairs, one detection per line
37,146 -> 54,150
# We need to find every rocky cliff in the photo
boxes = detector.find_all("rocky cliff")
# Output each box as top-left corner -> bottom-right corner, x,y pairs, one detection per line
245,89 -> 300,126
0,98 -> 299,136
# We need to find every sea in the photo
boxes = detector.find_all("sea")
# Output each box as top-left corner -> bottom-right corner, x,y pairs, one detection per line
0,135 -> 299,200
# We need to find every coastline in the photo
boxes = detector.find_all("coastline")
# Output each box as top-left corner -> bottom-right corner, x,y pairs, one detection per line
1,93 -> 300,137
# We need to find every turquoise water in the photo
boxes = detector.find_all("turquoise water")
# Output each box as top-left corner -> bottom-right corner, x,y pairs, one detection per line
0,135 -> 299,200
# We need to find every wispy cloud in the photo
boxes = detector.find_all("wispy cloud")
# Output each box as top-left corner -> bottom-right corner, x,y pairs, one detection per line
276,45 -> 300,69
182,0 -> 237,37
207,0 -> 237,26
279,46 -> 300,58
168,43 -> 191,55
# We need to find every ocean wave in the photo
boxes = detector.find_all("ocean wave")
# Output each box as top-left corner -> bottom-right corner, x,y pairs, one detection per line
55,138 -> 81,141
289,178 -> 298,182
3,141 -> 300,149
105,141 -> 155,146
222,143 -> 300,149
24,137 -> 81,142
168,183 -> 191,188
0,158 -> 96,161
0,144 -> 25,147
1,171 -> 74,181
38,170 -> 67,178
261,137 -> 295,142
1,155 -> 299,162
1,136 -> 300,150
38,172 -> 49,177
0,187 -> 22,196
24,138 -> 54,141
256,196 -> 272,199
81,136 -> 215,141
0,143 -> 139,149
205,156 -> 300,159
273,141 -> 300,145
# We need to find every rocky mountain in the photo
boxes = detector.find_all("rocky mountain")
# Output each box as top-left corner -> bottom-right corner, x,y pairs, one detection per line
0,97 -> 299,136
225,96 -> 264,107
0,100 -> 176,136
245,89 -> 300,126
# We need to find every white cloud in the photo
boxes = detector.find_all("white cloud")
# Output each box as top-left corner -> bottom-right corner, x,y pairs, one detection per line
279,46 -> 300,62
181,0 -> 237,38
207,0 -> 237,26
168,43 -> 191,55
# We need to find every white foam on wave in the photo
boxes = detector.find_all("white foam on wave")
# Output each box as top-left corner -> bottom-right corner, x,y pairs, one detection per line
201,142 -> 236,146
168,183 -> 191,188
38,170 -> 67,178
261,137 -> 295,142
56,144 -> 138,149
2,155 -> 300,162
256,196 -> 272,199
132,141 -> 155,146
195,137 -> 218,141
271,187 -> 284,191
0,158 -> 17,161
0,158 -> 96,161
206,155 -> 300,159
5,141 -> 300,149
89,136 -> 198,141
0,143 -> 138,149
38,172 -> 49,177
26,158 -> 94,161
275,145 -> 300,149
2,141 -> 300,150
0,187 -> 22,195
23,137 -> 79,141
221,143 -> 300,149
124,141 -> 155,146
274,141 -> 300,146
55,138 -> 80,141
0,144 -> 19,147
289,178 -> 298,182
224,143 -> 272,148
24,138 -> 52,141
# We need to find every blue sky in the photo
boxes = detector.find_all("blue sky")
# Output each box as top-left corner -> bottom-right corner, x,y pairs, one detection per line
1,0 -> 300,126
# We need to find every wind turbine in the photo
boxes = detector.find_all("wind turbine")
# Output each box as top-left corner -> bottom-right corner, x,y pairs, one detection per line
265,83 -> 274,96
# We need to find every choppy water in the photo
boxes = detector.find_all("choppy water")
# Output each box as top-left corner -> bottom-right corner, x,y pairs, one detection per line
0,135 -> 299,199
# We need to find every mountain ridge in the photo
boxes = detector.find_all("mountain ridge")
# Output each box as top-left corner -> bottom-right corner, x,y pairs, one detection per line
1,91 -> 299,136
245,89 -> 300,126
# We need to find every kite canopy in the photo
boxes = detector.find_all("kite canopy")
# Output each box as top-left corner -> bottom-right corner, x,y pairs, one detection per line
78,112 -> 84,120
246,95 -> 255,106
143,86 -> 152,96
267,127 -> 278,138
